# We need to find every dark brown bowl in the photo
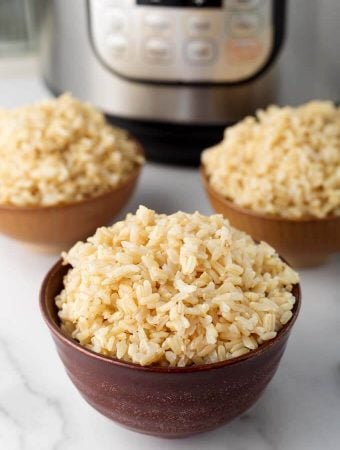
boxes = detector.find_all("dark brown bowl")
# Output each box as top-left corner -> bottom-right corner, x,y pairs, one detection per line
201,167 -> 340,268
0,143 -> 144,251
40,259 -> 301,438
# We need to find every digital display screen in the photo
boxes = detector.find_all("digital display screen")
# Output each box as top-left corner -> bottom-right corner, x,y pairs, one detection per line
137,1 -> 222,7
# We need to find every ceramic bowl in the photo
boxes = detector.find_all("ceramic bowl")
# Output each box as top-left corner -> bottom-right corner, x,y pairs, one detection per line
0,145 -> 143,251
40,259 -> 301,439
201,168 -> 340,267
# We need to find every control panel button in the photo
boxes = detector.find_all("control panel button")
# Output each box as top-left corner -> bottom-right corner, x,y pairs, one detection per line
144,39 -> 172,62
231,13 -> 260,37
226,0 -> 261,10
106,35 -> 128,56
187,15 -> 213,34
227,38 -> 263,62
144,14 -> 170,31
186,40 -> 216,63
104,10 -> 127,33
89,0 -> 273,83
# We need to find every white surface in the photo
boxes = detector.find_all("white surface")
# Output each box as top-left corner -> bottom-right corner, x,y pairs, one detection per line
0,58 -> 339,450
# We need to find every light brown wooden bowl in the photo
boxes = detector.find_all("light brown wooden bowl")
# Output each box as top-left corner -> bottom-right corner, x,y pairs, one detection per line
201,168 -> 340,268
0,146 -> 144,252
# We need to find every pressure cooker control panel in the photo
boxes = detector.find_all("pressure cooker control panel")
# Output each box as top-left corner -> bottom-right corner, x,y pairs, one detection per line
88,0 -> 281,84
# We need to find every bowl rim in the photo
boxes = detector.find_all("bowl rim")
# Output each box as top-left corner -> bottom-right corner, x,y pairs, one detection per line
200,166 -> 340,224
40,258 -> 301,374
0,140 -> 144,212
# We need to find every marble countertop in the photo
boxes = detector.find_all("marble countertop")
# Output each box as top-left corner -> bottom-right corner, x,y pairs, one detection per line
0,58 -> 339,450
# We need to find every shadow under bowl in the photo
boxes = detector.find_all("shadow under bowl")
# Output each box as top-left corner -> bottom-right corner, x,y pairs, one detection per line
40,259 -> 301,439
201,167 -> 340,268
0,146 -> 143,252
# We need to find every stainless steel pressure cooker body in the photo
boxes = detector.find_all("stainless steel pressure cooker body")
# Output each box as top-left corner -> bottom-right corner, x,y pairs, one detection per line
41,0 -> 286,164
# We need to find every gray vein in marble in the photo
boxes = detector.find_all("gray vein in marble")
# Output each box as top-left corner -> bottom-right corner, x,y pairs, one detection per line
0,335 -> 68,450
180,412 -> 276,450
0,403 -> 24,449
239,413 -> 278,450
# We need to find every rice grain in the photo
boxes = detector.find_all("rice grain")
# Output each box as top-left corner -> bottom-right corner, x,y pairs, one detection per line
56,206 -> 299,367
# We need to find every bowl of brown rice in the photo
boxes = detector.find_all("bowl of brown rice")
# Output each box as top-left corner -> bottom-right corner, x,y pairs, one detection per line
201,101 -> 340,267
0,94 -> 144,250
40,206 -> 301,438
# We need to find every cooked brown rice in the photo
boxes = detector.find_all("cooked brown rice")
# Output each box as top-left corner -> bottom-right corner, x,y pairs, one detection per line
0,93 -> 144,207
202,101 -> 340,219
56,206 -> 299,367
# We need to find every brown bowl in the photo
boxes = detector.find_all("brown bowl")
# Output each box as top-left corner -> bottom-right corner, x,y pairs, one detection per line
40,259 -> 301,439
0,146 -> 143,251
201,168 -> 340,268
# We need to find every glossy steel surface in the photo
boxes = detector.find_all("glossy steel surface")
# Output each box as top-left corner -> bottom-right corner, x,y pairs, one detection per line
40,0 -> 340,124
40,0 -> 278,125
40,259 -> 301,438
